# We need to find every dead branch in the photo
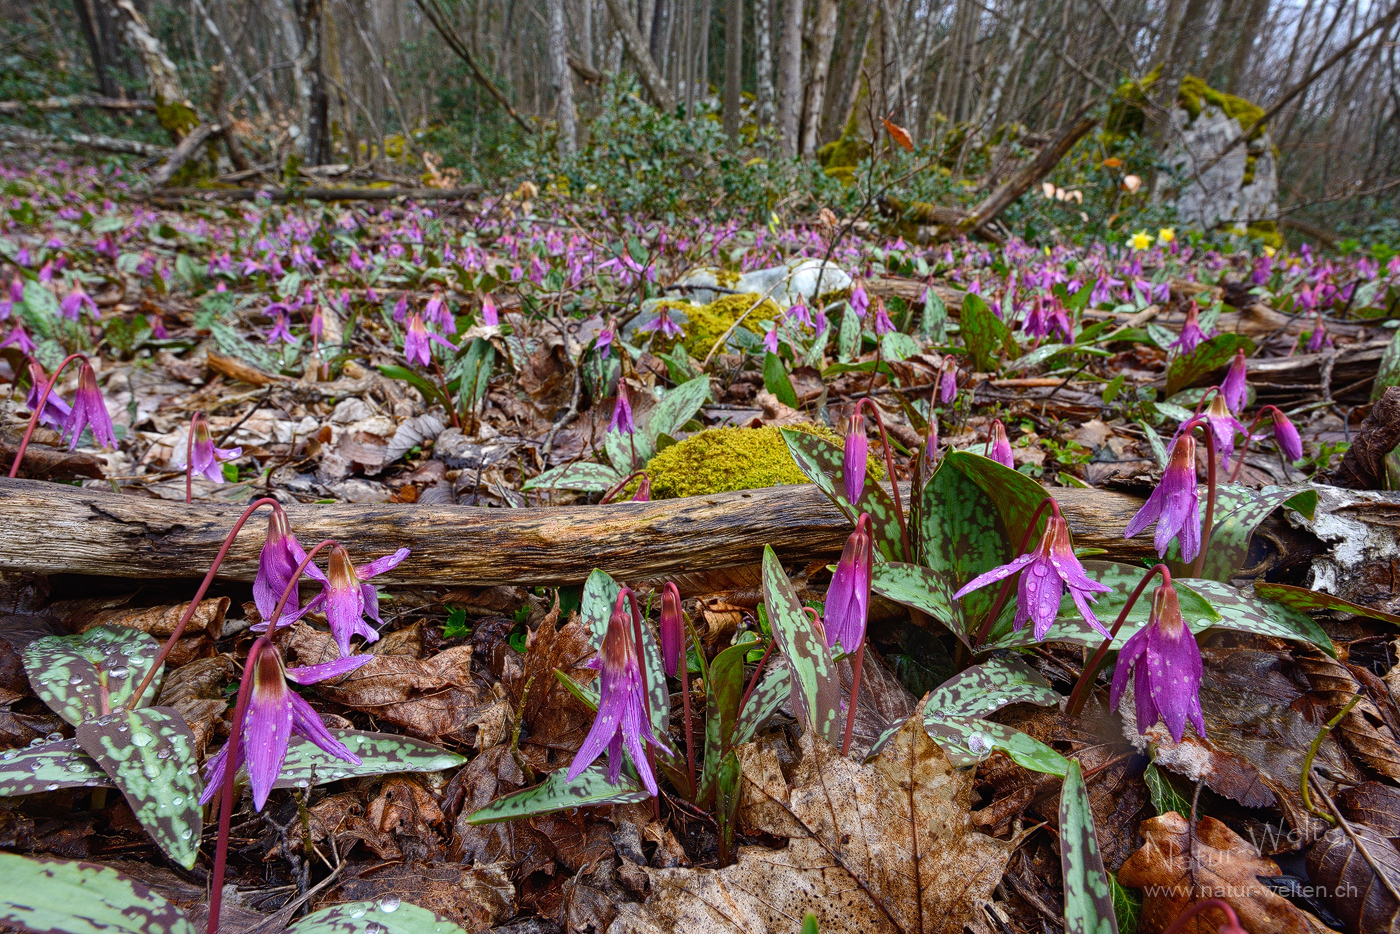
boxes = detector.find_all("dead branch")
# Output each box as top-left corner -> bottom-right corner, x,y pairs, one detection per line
149,122 -> 220,186
0,96 -> 155,115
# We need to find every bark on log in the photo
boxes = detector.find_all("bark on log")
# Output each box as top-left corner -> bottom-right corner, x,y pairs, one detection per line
0,477 -> 1159,588
141,186 -> 482,204
149,122 -> 219,186
0,96 -> 155,115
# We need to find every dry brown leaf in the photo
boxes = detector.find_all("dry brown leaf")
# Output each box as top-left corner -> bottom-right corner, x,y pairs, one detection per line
1338,782 -> 1400,837
449,744 -> 556,877
320,860 -> 515,932
1117,812 -> 1330,934
627,710 -> 1015,934
75,597 -> 228,666
508,609 -> 598,771
153,653 -> 236,753
1296,647 -> 1400,782
1305,824 -> 1400,934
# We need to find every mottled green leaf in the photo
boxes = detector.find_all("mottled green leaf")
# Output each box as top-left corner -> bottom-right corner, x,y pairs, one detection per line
733,661 -> 787,746
1060,759 -> 1119,934
643,375 -> 710,443
1111,874 -> 1141,934
925,657 -> 1059,718
880,331 -> 919,362
762,352 -> 799,408
944,450 -> 1055,547
1182,578 -> 1335,654
1190,485 -> 1317,581
0,851 -> 196,934
23,626 -> 165,727
780,428 -> 906,561
1165,333 -> 1254,396
274,730 -> 466,789
521,460 -> 622,493
762,546 -> 842,745
1143,762 -> 1191,817
985,562 -> 1220,651
922,717 -> 1070,774
961,293 -> 1018,371
699,641 -> 748,805
574,569 -> 669,734
837,302 -> 860,362
579,568 -> 621,645
920,289 -> 948,342
605,420 -> 652,473
871,561 -> 956,632
75,707 -> 201,869
920,456 -> 1011,640
0,738 -> 113,797
378,364 -> 450,410
1255,582 -> 1400,627
463,761 -> 650,824
287,900 -> 469,934
716,748 -> 742,863
1372,327 -> 1400,402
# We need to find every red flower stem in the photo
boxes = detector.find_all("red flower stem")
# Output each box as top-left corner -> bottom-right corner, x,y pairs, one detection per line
125,497 -> 283,711
738,638 -> 775,720
840,639 -> 866,757
1189,384 -> 1221,419
972,497 -> 1057,649
679,640 -> 695,798
599,469 -> 648,504
1190,419 -> 1219,579
1227,406 -> 1277,483
430,359 -> 461,430
856,398 -> 911,561
1065,563 -> 1171,718
265,539 -> 339,646
8,352 -> 85,479
208,637 -> 266,934
185,412 -> 201,505
1160,898 -> 1242,934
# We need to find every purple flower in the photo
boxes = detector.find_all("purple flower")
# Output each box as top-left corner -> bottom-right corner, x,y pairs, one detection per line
146,315 -> 167,341
953,509 -> 1110,641
60,283 -> 96,320
1110,582 -> 1205,743
25,361 -> 70,430
639,308 -> 683,340
939,361 -> 958,404
873,300 -> 896,336
199,639 -> 370,811
987,419 -> 1014,468
825,514 -> 872,654
393,294 -> 409,322
567,596 -> 666,794
1,325 -> 34,354
266,313 -> 295,345
1171,302 -> 1207,356
610,384 -> 635,434
320,544 -> 410,655
481,294 -> 499,327
659,581 -> 684,678
64,363 -> 116,450
1125,434 -> 1201,562
1201,395 -> 1245,470
631,475 -> 651,502
252,509 -> 327,631
404,313 -> 455,367
843,407 -> 868,503
8,276 -> 23,302
424,289 -> 455,334
1220,351 -> 1248,414
595,321 -> 614,357
309,306 -> 324,341
182,415 -> 241,483
1266,406 -> 1303,461
850,284 -> 869,318
1307,314 -> 1327,353
762,324 -> 781,354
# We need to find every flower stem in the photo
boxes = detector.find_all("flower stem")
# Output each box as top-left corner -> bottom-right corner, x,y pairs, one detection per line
679,643 -> 695,799
856,399 -> 911,561
9,352 -> 85,479
840,639 -> 866,757
1227,406 -> 1278,483
1066,563 -> 1171,718
972,498 -> 1056,649
1191,420 -> 1219,579
1159,899 -> 1242,934
126,497 -> 283,711
265,539 -> 339,645
599,469 -> 648,504
208,637 -> 266,934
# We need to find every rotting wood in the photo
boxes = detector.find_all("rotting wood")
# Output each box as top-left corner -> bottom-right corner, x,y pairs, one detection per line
0,476 -> 1306,590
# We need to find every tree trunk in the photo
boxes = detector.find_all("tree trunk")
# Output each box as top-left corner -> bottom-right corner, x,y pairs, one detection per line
775,0 -> 803,156
550,0 -> 578,153
297,0 -> 333,165
72,0 -> 119,98
754,0 -> 775,126
723,0 -> 744,141
822,0 -> 874,142
102,0 -> 197,140
602,0 -> 677,110
799,0 -> 839,155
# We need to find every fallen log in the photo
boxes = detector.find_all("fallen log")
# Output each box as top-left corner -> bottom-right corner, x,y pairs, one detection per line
0,123 -> 168,158
142,185 -> 482,204
0,96 -> 155,115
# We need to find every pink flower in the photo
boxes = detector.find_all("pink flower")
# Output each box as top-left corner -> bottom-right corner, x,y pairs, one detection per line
1110,582 -> 1205,743
939,361 -> 958,404
403,313 -> 455,367
610,384 -> 635,434
25,361 -> 70,430
568,595 -> 666,794
1,325 -> 34,354
1263,406 -> 1303,461
252,509 -> 327,631
64,363 -> 116,450
659,581 -> 683,678
181,415 -> 241,483
266,313 -> 295,345
873,300 -> 896,336
1171,301 -> 1208,356
481,294 -> 499,327
850,284 -> 869,318
843,407 -> 868,503
1220,351 -> 1248,414
987,419 -> 1014,468
825,514 -> 873,654
316,544 -> 411,655
953,509 -> 1110,641
1125,434 -> 1201,561
199,639 -> 370,811
60,283 -> 97,320
640,308 -> 684,339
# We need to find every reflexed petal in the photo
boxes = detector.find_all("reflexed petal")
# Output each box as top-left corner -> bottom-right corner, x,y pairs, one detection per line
1068,585 -> 1111,638
288,692 -> 360,764
359,547 -> 410,579
324,585 -> 374,655
245,691 -> 294,810
1017,559 -> 1065,640
285,653 -> 373,685
952,553 -> 1035,599
197,739 -> 245,806
1123,485 -> 1165,540
1131,659 -> 1159,736
1109,625 -> 1149,709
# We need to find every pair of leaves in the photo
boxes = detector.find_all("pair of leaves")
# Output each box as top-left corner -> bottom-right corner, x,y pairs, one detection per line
0,851 -> 469,934
781,427 -> 907,562
761,546 -> 843,746
961,293 -> 1020,372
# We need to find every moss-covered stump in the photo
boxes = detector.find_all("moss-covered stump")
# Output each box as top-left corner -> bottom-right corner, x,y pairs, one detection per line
641,425 -> 884,499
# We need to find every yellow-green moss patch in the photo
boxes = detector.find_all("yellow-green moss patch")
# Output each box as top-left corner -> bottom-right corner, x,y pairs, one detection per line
1177,75 -> 1266,139
643,424 -> 885,499
681,292 -> 783,357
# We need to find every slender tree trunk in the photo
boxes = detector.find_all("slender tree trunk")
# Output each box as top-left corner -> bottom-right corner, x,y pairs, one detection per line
775,0 -> 803,155
297,0 -> 332,165
580,0 -> 594,68
800,0 -> 839,154
602,0 -> 677,109
102,0 -> 197,139
550,0 -> 578,153
824,0 -> 874,140
755,0 -> 775,126
723,0 -> 744,141
73,0 -> 118,97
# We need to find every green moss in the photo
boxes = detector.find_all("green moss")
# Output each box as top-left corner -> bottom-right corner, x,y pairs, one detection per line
818,104 -> 871,185
1105,64 -> 1162,138
680,292 -> 783,357
1246,220 -> 1282,249
1177,75 -> 1266,139
643,425 -> 885,499
153,99 -> 199,141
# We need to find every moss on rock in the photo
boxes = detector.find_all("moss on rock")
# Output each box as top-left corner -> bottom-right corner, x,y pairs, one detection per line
680,292 -> 783,357
1177,75 -> 1266,139
643,424 -> 885,499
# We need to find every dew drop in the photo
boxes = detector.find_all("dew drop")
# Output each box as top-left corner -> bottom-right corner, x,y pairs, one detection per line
46,732 -> 62,742
45,783 -> 58,791
108,667 -> 129,680
69,675 -> 84,686
365,923 -> 385,934
180,829 -> 192,840
131,731 -> 153,748
1,750 -> 16,761
378,896 -> 400,913
967,732 -> 993,755
349,907 -> 367,920
29,761 -> 43,772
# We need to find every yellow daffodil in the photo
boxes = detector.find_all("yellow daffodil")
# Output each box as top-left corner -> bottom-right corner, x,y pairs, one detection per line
1157,228 -> 1175,245
1262,245 -> 1277,257
1130,231 -> 1153,250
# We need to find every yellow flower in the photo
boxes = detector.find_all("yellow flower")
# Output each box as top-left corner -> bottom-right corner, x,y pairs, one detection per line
1130,231 -> 1153,250
1157,227 -> 1175,245
1262,246 -> 1277,258
767,211 -> 781,234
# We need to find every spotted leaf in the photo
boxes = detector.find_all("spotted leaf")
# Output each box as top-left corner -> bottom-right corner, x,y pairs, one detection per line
642,375 -> 710,443
1182,577 -> 1335,654
923,717 -> 1070,774
1255,582 -> 1400,628
0,738 -> 113,797
575,568 -> 669,735
22,625 -> 164,726
75,707 -> 201,869
920,455 -> 1011,640
870,561 -> 959,640
961,292 -> 1019,371
734,659 -> 788,747
1165,333 -> 1253,396
762,545 -> 842,745
781,428 -> 906,561
521,460 -> 623,493
1060,759 -> 1119,934
698,639 -> 749,805
286,900 -> 469,934
463,760 -> 651,824
925,657 -> 1059,719
0,851 -> 196,934
273,730 -> 466,790
1183,485 -> 1316,581
944,450 -> 1055,547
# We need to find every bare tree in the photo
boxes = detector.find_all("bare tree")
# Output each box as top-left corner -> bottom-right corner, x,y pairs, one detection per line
550,0 -> 578,153
723,0 -> 744,141
775,0 -> 803,155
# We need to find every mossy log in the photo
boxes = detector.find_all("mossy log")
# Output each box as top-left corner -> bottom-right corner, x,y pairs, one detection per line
0,476 -> 1312,591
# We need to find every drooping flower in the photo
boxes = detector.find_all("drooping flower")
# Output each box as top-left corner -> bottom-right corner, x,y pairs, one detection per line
64,363 -> 116,450
1265,406 -> 1303,461
1,325 -> 35,354
179,414 -> 241,483
1124,433 -> 1201,561
252,509 -> 327,631
873,300 -> 896,336
319,544 -> 410,655
595,321 -> 614,357
1307,313 -> 1328,353
850,283 -> 869,318
1220,351 -> 1248,414
610,384 -> 635,434
566,596 -> 665,794
25,361 -> 70,430
953,508 -> 1111,641
266,312 -> 295,345
403,313 -> 455,367
1171,302 -> 1207,356
1110,582 -> 1205,743
987,419 -> 1014,468
825,514 -> 873,654
659,581 -> 684,678
199,639 -> 370,811
631,474 -> 651,502
939,361 -> 958,404
481,294 -> 499,327
762,323 -> 781,354
843,406 -> 868,503
1201,394 -> 1246,469
59,282 -> 96,320
639,308 -> 683,339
